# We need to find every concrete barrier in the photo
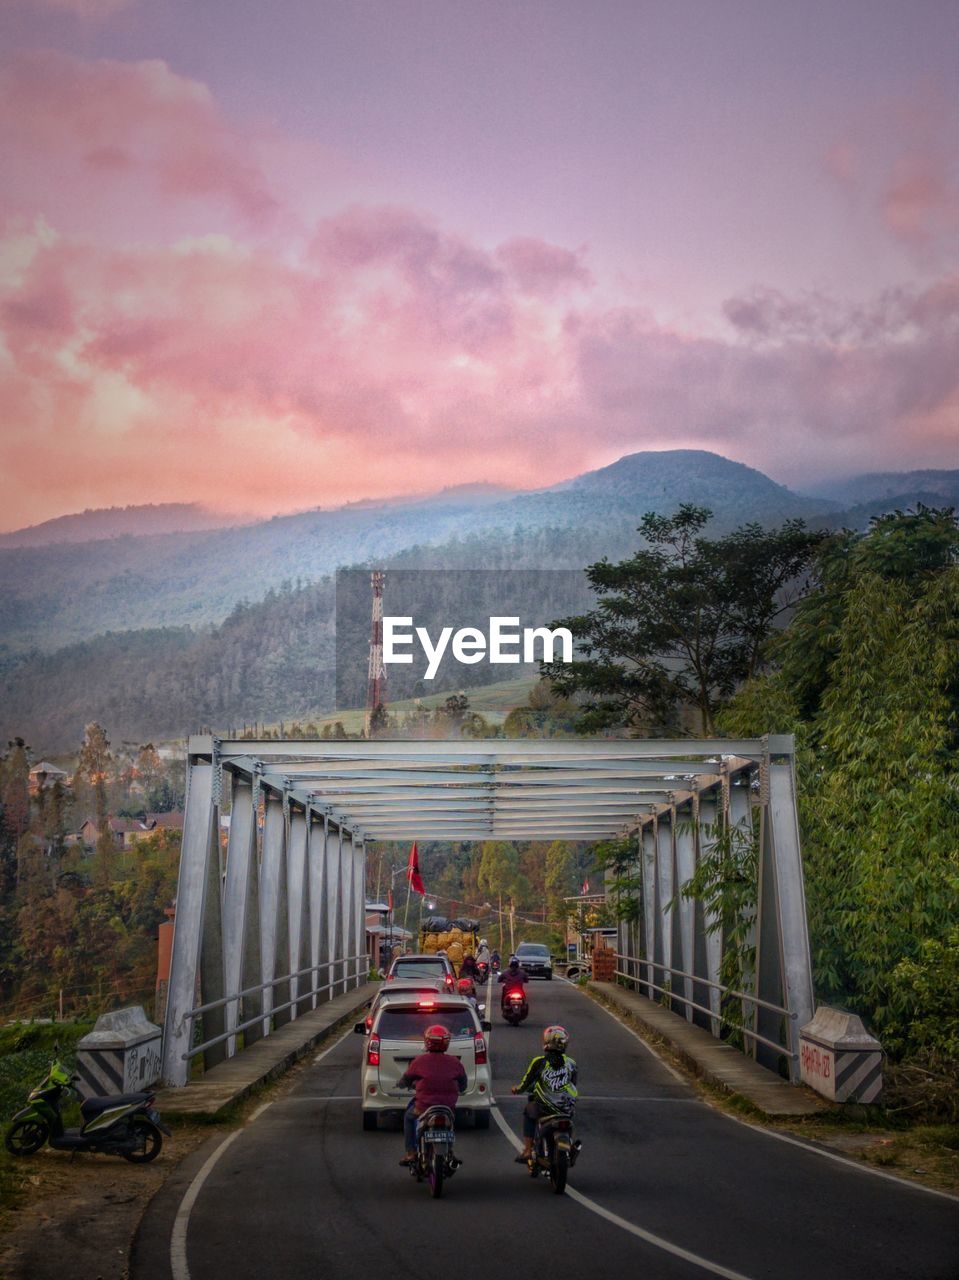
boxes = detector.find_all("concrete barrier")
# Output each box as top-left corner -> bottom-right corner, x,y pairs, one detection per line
799,1007 -> 882,1103
76,1006 -> 162,1099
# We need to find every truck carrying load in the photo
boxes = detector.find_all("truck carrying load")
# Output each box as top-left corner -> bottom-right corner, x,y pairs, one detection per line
419,919 -> 480,972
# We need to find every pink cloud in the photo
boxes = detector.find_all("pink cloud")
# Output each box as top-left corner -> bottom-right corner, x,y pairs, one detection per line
495,238 -> 592,297
2,200 -> 957,529
825,97 -> 959,257
11,0 -> 132,15
0,51 -> 279,233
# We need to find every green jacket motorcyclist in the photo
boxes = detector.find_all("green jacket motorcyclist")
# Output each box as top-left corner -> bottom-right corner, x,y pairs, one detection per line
510,1024 -> 577,1162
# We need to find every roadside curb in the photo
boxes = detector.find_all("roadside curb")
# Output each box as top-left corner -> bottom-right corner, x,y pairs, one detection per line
583,980 -> 827,1118
154,982 -> 380,1121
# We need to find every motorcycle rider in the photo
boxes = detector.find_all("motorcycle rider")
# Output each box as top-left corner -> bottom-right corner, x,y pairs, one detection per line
498,955 -> 528,1012
456,976 -> 478,1006
510,1025 -> 578,1163
396,1024 -> 467,1166
475,938 -> 490,966
459,952 -> 480,981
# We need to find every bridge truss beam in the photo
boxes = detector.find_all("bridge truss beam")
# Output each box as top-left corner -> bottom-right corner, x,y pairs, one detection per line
162,734 -> 813,1087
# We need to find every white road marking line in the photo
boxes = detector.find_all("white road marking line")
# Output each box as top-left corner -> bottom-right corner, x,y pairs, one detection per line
170,1022 -> 357,1280
575,982 -> 959,1204
495,1094 -> 697,1103
574,983 -> 687,1085
170,1130 -> 243,1280
490,1103 -> 755,1280
716,1108 -> 959,1204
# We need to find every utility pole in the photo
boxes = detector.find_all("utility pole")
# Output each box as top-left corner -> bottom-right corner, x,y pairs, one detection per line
365,570 -> 386,737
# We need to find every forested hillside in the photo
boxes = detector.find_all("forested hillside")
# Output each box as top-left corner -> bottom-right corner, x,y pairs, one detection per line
0,450 -> 833,656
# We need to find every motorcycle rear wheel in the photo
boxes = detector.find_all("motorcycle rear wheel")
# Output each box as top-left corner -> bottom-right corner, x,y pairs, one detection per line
5,1118 -> 49,1156
549,1147 -> 569,1195
428,1148 -> 445,1198
121,1116 -> 162,1163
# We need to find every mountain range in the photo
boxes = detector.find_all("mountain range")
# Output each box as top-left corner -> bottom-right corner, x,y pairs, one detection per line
1,449 -> 956,752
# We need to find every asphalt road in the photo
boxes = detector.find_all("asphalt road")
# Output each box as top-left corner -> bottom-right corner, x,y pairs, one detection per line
134,980 -> 958,1280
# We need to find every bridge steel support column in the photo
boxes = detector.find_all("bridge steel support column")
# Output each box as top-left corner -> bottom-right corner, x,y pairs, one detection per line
287,809 -> 310,1017
674,804 -> 696,1022
162,761 -> 220,1086
353,840 -> 367,987
308,813 -> 328,1008
261,792 -> 291,1032
327,822 -> 343,997
656,811 -> 675,1009
641,823 -> 657,1000
341,830 -> 355,994
755,754 -> 814,1080
222,775 -> 258,1057
727,777 -> 756,1052
695,791 -> 722,1036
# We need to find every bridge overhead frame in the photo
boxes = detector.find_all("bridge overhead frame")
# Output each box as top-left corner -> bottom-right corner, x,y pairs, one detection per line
161,734 -> 813,1086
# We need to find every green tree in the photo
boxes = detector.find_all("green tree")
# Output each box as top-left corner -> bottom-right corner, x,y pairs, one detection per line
544,505 -> 825,734
76,723 -> 115,885
721,507 -> 959,1064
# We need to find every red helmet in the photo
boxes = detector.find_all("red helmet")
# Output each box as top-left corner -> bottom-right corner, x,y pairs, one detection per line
457,977 -> 476,997
424,1024 -> 451,1052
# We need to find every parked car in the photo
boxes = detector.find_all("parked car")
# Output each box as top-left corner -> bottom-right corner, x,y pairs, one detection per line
386,953 -> 456,991
514,941 -> 553,979
356,993 -> 492,1130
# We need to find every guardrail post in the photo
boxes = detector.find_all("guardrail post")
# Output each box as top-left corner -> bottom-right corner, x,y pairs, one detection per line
728,778 -> 756,1053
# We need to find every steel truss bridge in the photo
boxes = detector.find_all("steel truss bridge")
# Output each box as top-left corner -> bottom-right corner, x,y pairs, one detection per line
161,734 -> 813,1086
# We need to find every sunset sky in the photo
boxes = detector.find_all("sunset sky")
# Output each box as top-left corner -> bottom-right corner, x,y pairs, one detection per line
1,0 -> 958,530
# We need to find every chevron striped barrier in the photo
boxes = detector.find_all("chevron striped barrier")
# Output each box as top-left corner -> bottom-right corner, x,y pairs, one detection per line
799,1007 -> 883,1104
76,1005 -> 162,1100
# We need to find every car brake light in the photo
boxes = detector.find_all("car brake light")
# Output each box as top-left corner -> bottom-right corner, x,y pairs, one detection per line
367,1036 -> 380,1067
418,1000 -> 435,1009
474,1034 -> 487,1065
445,975 -> 454,987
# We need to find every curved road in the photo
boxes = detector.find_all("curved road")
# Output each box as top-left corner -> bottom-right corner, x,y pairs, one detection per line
134,981 -> 958,1280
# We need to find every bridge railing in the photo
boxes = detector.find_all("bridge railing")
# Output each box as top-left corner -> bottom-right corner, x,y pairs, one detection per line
613,954 -> 798,1064
183,953 -> 369,1063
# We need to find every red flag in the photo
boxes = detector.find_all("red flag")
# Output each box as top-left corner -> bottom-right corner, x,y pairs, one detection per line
581,877 -> 590,894
388,888 -> 394,912
407,841 -> 425,895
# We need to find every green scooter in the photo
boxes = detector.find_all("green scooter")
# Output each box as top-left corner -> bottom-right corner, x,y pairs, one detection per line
4,1058 -> 170,1162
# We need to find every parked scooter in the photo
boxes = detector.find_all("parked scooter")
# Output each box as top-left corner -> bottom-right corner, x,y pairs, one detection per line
525,1112 -> 581,1194
502,988 -> 529,1026
4,1058 -> 171,1163
407,1104 -> 461,1198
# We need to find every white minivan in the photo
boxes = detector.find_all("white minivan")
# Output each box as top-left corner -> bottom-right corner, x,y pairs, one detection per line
356,994 -> 492,1131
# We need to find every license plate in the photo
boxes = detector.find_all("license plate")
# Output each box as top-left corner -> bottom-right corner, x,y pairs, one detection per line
425,1131 -> 453,1143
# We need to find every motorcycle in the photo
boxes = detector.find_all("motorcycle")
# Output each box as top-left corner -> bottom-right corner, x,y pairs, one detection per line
476,961 -> 489,984
408,1104 -> 461,1198
4,1058 -> 171,1163
501,988 -> 529,1026
525,1112 -> 581,1195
